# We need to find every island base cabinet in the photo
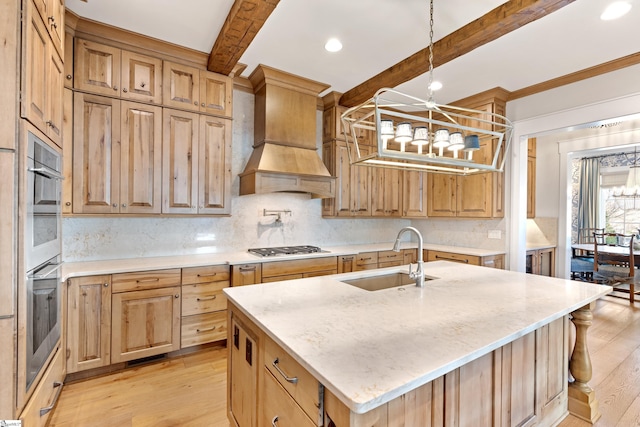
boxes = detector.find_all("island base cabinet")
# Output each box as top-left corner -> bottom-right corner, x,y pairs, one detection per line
324,316 -> 568,427
262,370 -> 316,427
229,315 -> 258,427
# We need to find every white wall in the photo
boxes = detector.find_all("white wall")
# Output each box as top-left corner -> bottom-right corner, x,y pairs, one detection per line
507,64 -> 640,274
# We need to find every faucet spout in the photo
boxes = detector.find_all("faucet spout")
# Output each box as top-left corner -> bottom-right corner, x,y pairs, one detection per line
392,226 -> 425,287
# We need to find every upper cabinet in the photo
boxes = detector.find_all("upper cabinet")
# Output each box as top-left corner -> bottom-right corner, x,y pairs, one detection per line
427,92 -> 507,218
31,0 -> 64,57
163,61 -> 232,118
21,0 -> 64,147
64,28 -> 234,216
74,39 -> 163,104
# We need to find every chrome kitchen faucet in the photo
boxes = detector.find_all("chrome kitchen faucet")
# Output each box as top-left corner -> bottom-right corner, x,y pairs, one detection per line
392,226 -> 425,287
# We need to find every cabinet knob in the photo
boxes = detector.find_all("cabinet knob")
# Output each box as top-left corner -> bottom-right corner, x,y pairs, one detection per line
139,82 -> 145,88
66,74 -> 72,80
174,294 -> 180,298
121,204 -> 127,208
194,101 -> 198,105
122,88 -> 128,93
103,283 -> 109,287
65,202 -> 71,206
113,86 -> 118,91
201,102 -> 205,107
112,203 -> 118,207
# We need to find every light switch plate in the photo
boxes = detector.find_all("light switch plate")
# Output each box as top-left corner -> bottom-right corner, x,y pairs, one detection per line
488,230 -> 502,239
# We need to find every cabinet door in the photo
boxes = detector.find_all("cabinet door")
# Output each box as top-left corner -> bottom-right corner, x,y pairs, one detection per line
73,93 -> 121,214
111,286 -> 181,363
371,167 -> 402,217
199,71 -> 232,117
46,47 -> 64,146
231,264 -> 262,287
456,143 -> 492,218
47,0 -> 64,57
120,101 -> 162,214
427,173 -> 456,217
229,317 -> 258,427
198,115 -> 231,214
337,255 -> 355,273
74,39 -> 121,97
67,275 -> 111,373
350,146 -> 371,216
538,248 -> 556,277
403,170 -> 428,218
163,61 -> 200,112
334,141 -> 353,217
121,50 -> 162,104
162,108 -> 199,214
61,88 -> 72,214
22,6 -> 49,136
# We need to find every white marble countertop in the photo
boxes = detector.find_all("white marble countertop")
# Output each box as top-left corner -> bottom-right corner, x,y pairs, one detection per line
223,261 -> 611,414
61,242 -> 505,279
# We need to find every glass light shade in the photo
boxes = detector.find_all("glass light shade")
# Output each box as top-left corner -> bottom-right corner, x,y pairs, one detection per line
411,126 -> 429,145
432,129 -> 450,148
380,119 -> 394,139
463,134 -> 480,151
448,132 -> 464,151
395,122 -> 413,143
623,165 -> 640,196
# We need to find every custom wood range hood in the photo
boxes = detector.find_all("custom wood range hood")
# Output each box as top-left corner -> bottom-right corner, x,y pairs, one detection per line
239,65 -> 336,198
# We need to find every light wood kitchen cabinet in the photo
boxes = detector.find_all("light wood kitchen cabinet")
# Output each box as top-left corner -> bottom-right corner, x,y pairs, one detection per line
402,170 -> 428,218
354,251 -> 379,271
377,250 -> 404,268
232,264 -> 262,287
22,0 -> 64,147
66,275 -> 112,373
426,93 -> 507,218
426,250 -> 505,269
337,255 -> 356,273
261,257 -> 338,283
229,315 -> 259,427
110,269 -> 181,363
181,265 -> 229,348
62,88 -> 73,213
74,39 -> 163,104
30,0 -> 63,58
526,247 -> 556,277
527,138 -> 536,218
371,167 -> 402,217
162,108 -> 232,215
162,61 -> 232,118
72,94 -> 163,214
322,140 -> 371,217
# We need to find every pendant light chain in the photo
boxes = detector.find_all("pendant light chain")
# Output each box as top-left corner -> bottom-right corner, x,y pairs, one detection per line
427,0 -> 435,104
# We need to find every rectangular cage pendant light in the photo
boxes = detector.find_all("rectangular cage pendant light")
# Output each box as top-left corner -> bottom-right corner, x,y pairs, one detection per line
340,88 -> 513,175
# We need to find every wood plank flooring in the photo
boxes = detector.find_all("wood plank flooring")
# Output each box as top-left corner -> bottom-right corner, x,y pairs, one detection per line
48,295 -> 639,427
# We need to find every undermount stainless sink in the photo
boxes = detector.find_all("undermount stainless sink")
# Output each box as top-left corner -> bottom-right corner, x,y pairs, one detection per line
342,272 -> 435,292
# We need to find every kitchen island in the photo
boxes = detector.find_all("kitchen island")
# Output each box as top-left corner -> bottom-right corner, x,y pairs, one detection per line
224,261 -> 611,427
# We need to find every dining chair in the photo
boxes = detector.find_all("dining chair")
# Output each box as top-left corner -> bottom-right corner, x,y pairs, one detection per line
570,227 -> 604,281
592,232 -> 640,303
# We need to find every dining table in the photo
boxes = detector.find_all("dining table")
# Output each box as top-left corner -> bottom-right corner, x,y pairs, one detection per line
571,243 -> 640,267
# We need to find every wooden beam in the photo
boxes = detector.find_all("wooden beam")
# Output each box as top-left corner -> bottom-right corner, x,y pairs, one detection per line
207,0 -> 279,75
339,0 -> 576,107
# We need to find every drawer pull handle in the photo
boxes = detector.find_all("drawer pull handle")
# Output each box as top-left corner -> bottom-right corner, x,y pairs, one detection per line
271,416 -> 279,426
272,358 -> 298,384
360,257 -> 372,261
239,266 -> 256,272
40,381 -> 63,416
136,278 -> 160,283
435,255 -> 469,263
196,295 -> 217,301
197,272 -> 217,277
197,326 -> 216,333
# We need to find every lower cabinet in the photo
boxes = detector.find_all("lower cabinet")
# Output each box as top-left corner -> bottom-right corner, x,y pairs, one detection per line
19,345 -> 65,427
229,315 -> 258,427
526,247 -> 556,276
426,250 -> 505,269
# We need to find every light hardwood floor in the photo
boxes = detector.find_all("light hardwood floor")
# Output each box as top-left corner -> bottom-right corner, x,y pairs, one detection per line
48,295 -> 639,427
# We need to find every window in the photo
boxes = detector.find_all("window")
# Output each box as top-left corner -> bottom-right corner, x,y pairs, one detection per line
601,166 -> 640,234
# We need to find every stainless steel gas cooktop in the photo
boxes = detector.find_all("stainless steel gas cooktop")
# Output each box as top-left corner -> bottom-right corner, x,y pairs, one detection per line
247,245 -> 325,257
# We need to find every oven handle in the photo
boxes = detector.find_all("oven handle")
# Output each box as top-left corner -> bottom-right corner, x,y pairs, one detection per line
28,166 -> 64,180
29,262 -> 63,280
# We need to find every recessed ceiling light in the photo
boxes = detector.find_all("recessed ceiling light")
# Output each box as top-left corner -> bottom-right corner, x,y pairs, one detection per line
429,81 -> 443,91
601,1 -> 632,20
325,38 -> 342,53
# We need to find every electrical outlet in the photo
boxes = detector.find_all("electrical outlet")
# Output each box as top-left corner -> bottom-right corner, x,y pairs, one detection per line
488,230 -> 502,239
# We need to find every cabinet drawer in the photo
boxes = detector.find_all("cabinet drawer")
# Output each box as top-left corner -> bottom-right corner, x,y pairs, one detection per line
427,250 -> 481,266
181,311 -> 227,348
182,264 -> 229,285
262,273 -> 303,283
378,260 -> 403,268
262,369 -> 316,427
112,268 -> 181,293
264,338 -> 320,421
20,347 -> 65,427
377,250 -> 403,264
355,251 -> 378,266
262,257 -> 337,279
182,281 -> 228,315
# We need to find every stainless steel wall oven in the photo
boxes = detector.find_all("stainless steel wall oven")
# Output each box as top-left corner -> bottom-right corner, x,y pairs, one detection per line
23,132 -> 63,392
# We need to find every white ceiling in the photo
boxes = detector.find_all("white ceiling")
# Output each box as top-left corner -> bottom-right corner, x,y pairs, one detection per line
65,0 -> 639,104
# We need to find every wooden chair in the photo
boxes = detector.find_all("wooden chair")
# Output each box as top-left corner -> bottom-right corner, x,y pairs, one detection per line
570,227 -> 604,281
592,232 -> 640,303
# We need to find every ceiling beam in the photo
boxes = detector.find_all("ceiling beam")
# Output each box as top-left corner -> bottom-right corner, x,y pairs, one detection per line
207,0 -> 280,75
339,0 -> 576,107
